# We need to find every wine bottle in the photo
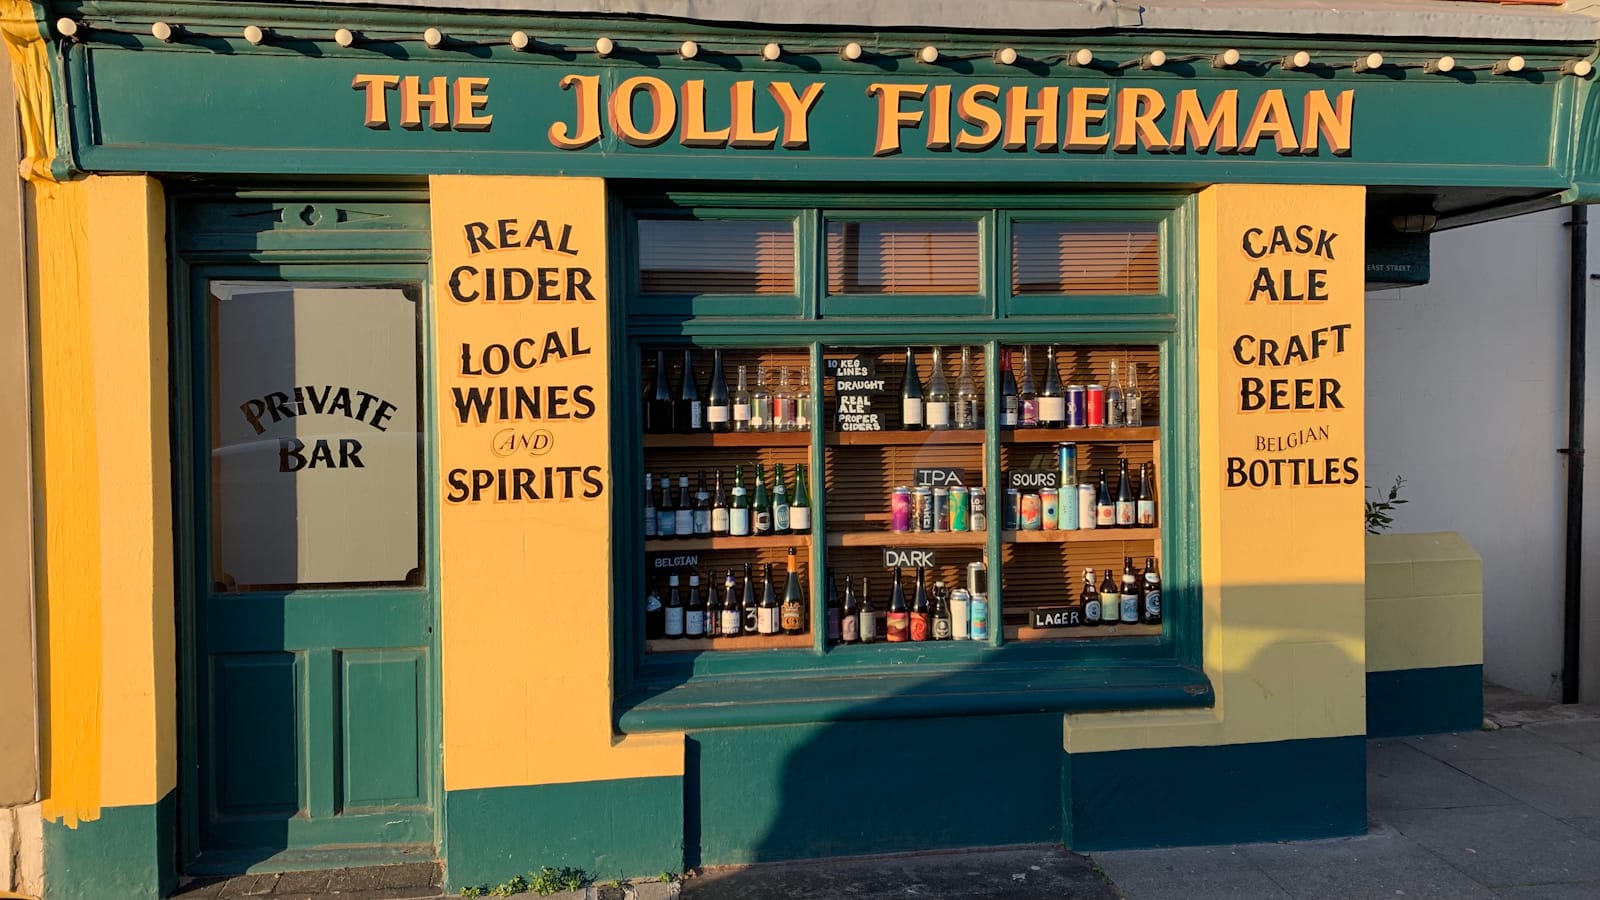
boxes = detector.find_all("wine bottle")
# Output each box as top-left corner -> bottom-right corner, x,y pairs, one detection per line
741,562 -> 759,635
711,470 -> 731,536
901,348 -> 925,430
910,567 -> 931,641
752,463 -> 773,536
826,570 -> 843,643
707,349 -> 732,432
646,349 -> 674,433
772,463 -> 791,535
643,472 -> 658,539
1038,345 -> 1066,427
1019,345 -> 1040,428
732,364 -> 753,432
1082,567 -> 1101,626
775,366 -> 796,432
758,563 -> 781,635
932,583 -> 952,640
1119,558 -> 1140,624
1096,467 -> 1116,528
694,470 -> 712,536
720,570 -> 742,637
645,576 -> 665,639
780,548 -> 805,635
1137,462 -> 1157,526
1141,557 -> 1163,625
955,346 -> 980,430
656,472 -> 676,538
675,472 -> 694,538
685,570 -> 707,637
841,575 -> 860,644
790,464 -> 812,533
1106,358 -> 1126,429
729,464 -> 751,537
751,365 -> 773,432
1125,361 -> 1143,427
926,347 -> 952,430
1115,459 -> 1136,528
705,572 -> 721,637
999,348 -> 1020,428
796,366 -> 812,431
664,572 -> 685,639
887,567 -> 910,642
677,349 -> 703,433
858,576 -> 877,644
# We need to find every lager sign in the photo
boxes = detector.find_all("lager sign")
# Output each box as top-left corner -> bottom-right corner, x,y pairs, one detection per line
1032,606 -> 1083,629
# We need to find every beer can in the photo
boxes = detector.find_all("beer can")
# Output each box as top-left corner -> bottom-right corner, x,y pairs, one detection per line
1086,384 -> 1106,427
951,589 -> 972,639
970,485 -> 987,531
1019,492 -> 1043,530
970,592 -> 990,640
891,486 -> 913,533
1058,442 -> 1079,486
933,487 -> 950,532
967,561 -> 987,596
1003,487 -> 1020,529
1067,385 -> 1087,427
949,485 -> 970,532
1077,483 -> 1097,529
1062,478 -> 1081,531
1041,487 -> 1059,530
913,486 -> 934,533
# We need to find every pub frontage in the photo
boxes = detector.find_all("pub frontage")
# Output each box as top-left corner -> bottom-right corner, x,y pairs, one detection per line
8,0 -> 1598,895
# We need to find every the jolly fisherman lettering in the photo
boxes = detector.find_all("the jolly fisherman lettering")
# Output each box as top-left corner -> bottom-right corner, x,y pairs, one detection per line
237,384 -> 399,472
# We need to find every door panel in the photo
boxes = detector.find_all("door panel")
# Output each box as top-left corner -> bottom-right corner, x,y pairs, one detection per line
341,649 -> 427,809
210,652 -> 301,819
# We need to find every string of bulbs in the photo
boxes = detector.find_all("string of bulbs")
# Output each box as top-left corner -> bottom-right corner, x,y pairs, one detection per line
49,18 -> 1596,79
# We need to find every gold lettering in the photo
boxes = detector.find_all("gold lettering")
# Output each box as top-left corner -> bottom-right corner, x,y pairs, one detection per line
729,81 -> 779,148
768,82 -> 825,149
609,75 -> 677,147
1300,89 -> 1354,155
400,75 -> 450,130
1064,87 -> 1110,151
1170,89 -> 1238,153
926,85 -> 953,151
452,77 -> 493,131
1003,86 -> 1059,152
351,73 -> 400,128
954,84 -> 1002,152
1241,89 -> 1299,154
549,74 -> 602,150
867,83 -> 927,156
680,80 -> 730,148
1113,87 -> 1168,152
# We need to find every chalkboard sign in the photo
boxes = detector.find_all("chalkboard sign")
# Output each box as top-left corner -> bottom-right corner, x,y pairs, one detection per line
914,467 -> 967,487
1006,468 -> 1060,491
827,356 -> 888,432
883,548 -> 936,569
1032,606 -> 1082,629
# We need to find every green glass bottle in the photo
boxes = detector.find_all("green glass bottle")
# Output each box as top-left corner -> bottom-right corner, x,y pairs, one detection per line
753,463 -> 773,535
790,463 -> 812,534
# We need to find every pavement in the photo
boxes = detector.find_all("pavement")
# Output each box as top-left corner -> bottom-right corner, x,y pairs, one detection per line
175,683 -> 1600,900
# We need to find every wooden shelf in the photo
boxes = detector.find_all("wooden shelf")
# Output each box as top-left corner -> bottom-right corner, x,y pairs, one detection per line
644,431 -> 811,449
1003,527 -> 1159,543
645,534 -> 812,552
646,632 -> 811,653
1008,623 -> 1163,641
827,530 -> 985,548
1002,427 -> 1158,444
826,430 -> 984,447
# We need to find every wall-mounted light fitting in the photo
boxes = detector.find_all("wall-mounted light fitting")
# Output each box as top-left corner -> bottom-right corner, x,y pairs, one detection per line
1391,214 -> 1438,234
679,40 -> 699,60
1280,51 -> 1311,70
1068,48 -> 1094,67
1423,55 -> 1455,74
334,28 -> 357,47
54,17 -> 81,39
918,45 -> 940,64
510,31 -> 532,51
423,27 -> 445,48
841,41 -> 863,61
994,47 -> 1019,65
1492,55 -> 1525,75
1212,48 -> 1241,69
1353,52 -> 1383,73
1562,59 -> 1593,77
595,36 -> 615,57
151,21 -> 177,43
1140,50 -> 1167,69
762,42 -> 782,61
243,25 -> 268,46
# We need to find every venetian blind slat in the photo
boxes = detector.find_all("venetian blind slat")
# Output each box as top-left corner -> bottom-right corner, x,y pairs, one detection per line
826,221 -> 981,295
1012,222 -> 1161,295
638,219 -> 797,295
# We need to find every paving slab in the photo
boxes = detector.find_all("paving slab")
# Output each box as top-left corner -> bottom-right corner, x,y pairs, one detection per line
1569,742 -> 1600,761
1092,845 -> 1290,900
682,846 -> 1118,900
1492,883 -> 1600,899
1405,729 -> 1576,764
1565,816 -> 1600,840
1367,739 -> 1514,811
1448,748 -> 1600,820
1523,720 -> 1600,745
1383,803 -> 1600,888
1238,823 -> 1494,900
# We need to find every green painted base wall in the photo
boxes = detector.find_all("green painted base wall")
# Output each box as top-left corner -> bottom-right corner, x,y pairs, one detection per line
1062,736 -> 1366,851
43,791 -> 176,900
1367,665 -> 1484,738
689,713 -> 1061,866
443,777 -> 683,891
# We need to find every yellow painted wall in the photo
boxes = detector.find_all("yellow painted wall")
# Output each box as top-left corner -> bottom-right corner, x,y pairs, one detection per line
28,175 -> 175,824
1367,531 -> 1482,673
1065,183 -> 1367,753
431,175 -> 681,791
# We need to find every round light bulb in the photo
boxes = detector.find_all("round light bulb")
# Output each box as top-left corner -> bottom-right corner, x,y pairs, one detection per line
841,41 -> 863,61
1426,55 -> 1455,74
510,31 -> 531,51
151,21 -> 175,42
679,40 -> 699,59
995,47 -> 1018,65
1070,48 -> 1094,67
1215,48 -> 1241,68
424,27 -> 444,48
762,42 -> 782,61
1567,59 -> 1594,77
243,25 -> 266,45
1142,49 -> 1167,69
55,18 -> 80,38
1283,50 -> 1311,70
1506,55 -> 1526,72
919,45 -> 939,64
595,36 -> 614,57
1362,52 -> 1384,70
334,28 -> 356,47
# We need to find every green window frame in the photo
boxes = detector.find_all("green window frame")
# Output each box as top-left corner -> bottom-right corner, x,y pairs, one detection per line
623,207 -> 808,320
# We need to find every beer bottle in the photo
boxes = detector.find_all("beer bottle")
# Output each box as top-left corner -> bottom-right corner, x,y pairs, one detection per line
999,348 -> 1020,429
656,472 -> 677,538
932,583 -> 953,640
955,346 -> 980,430
772,463 -> 791,534
796,366 -> 812,431
752,463 -> 773,536
741,563 -> 759,635
1019,345 -> 1040,428
781,548 -> 805,635
1125,361 -> 1144,427
675,472 -> 695,538
927,347 -> 952,430
729,465 -> 751,536
646,349 -> 674,433
676,349 -> 703,433
645,576 -> 665,640
1095,468 -> 1116,528
685,570 -> 707,637
732,364 -> 753,432
858,576 -> 878,644
1082,567 -> 1101,626
886,568 -> 910,642
720,570 -> 742,638
751,365 -> 773,432
705,572 -> 721,638
909,567 -> 931,641
758,562 -> 781,635
664,572 -> 685,639
1115,459 -> 1136,528
1119,558 -> 1140,624
825,570 -> 842,643
901,347 -> 925,430
1100,569 -> 1119,625
775,366 -> 796,431
711,470 -> 730,536
1141,557 -> 1163,625
790,464 -> 812,534
1137,462 -> 1157,527
1038,345 -> 1066,427
706,349 -> 732,433
841,575 -> 860,644
1106,358 -> 1126,428
693,470 -> 712,537
643,472 -> 658,539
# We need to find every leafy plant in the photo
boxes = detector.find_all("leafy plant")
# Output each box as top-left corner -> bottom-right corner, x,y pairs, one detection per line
459,888 -> 484,899
488,875 -> 528,897
529,866 -> 588,895
659,871 -> 677,884
1365,476 -> 1408,534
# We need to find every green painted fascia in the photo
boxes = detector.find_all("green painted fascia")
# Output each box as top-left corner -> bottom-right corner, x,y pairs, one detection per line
1366,665 -> 1484,739
443,778 -> 683,891
1062,736 -> 1367,851
43,791 -> 177,900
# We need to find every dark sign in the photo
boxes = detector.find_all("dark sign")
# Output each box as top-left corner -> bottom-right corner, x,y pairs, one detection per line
883,548 -> 936,569
828,356 -> 888,432
1031,606 -> 1082,629
1006,468 -> 1060,491
914,467 -> 966,487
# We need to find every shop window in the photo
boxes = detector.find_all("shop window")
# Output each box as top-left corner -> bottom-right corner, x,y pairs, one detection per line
825,220 -> 981,296
1012,222 -> 1160,295
638,218 -> 797,295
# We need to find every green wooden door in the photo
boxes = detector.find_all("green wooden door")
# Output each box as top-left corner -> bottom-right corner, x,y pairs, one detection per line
174,199 -> 437,872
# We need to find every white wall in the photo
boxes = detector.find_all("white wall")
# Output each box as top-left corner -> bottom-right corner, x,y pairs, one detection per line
1365,209 -> 1593,701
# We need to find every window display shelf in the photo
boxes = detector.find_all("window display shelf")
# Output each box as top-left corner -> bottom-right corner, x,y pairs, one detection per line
1003,527 -> 1159,544
1009,623 -> 1163,641
645,534 -> 812,552
825,431 -> 985,447
827,530 -> 986,548
644,431 -> 812,449
1003,427 -> 1158,444
647,633 -> 811,653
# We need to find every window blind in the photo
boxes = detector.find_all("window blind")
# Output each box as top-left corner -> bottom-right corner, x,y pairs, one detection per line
826,220 -> 981,295
1012,222 -> 1160,295
637,219 -> 796,295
